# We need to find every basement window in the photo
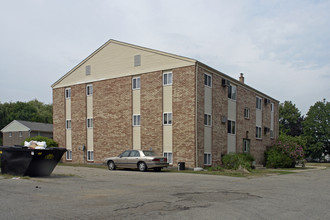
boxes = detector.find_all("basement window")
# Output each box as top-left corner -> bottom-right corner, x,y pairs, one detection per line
87,151 -> 94,161
204,153 -> 211,165
66,150 -> 72,160
163,152 -> 173,164
87,118 -> 93,128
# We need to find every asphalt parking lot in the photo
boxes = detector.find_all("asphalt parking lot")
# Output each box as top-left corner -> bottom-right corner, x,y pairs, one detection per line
1,165 -> 330,220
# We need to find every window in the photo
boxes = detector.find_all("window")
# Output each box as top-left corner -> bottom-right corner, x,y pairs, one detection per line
227,120 -> 236,134
87,151 -> 94,161
86,85 -> 93,96
85,65 -> 91,75
228,85 -> 237,100
163,112 -> 172,125
243,139 -> 250,153
256,126 -> 262,139
204,114 -> 212,126
256,97 -> 262,110
204,153 -> 211,165
66,150 -> 72,160
66,120 -> 71,129
87,118 -> 93,128
244,108 -> 250,119
19,131 -> 22,137
271,103 -> 274,112
9,132 -> 12,137
120,150 -> 130,157
65,88 -> 71,99
134,55 -> 141,67
204,73 -> 212,87
130,150 -> 140,157
133,115 -> 141,126
270,130 -> 274,139
163,72 -> 172,86
164,152 -> 173,164
132,77 -> 141,90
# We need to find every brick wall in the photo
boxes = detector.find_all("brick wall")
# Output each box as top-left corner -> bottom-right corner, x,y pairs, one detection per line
172,65 -> 196,168
140,71 -> 163,155
2,131 -> 29,146
93,77 -> 132,162
53,88 -> 65,149
212,73 -> 228,166
196,65 -> 205,167
71,84 -> 87,163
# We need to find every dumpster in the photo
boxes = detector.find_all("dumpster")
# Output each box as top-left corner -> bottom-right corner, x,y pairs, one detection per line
0,146 -> 66,177
178,162 -> 185,171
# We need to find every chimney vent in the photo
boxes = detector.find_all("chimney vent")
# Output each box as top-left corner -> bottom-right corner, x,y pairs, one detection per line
239,73 -> 244,83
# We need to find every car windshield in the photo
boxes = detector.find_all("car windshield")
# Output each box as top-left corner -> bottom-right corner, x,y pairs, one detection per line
143,151 -> 157,156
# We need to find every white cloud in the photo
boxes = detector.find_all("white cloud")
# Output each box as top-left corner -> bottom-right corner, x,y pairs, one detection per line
0,0 -> 329,115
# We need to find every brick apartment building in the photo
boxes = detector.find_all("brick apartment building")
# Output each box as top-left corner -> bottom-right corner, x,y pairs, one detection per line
52,39 -> 279,168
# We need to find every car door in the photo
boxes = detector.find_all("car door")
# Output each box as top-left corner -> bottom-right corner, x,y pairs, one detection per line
126,150 -> 140,168
116,150 -> 131,168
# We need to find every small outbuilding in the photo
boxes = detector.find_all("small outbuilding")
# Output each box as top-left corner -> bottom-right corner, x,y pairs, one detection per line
1,120 -> 53,146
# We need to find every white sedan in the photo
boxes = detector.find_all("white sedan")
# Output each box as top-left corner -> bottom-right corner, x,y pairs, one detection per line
105,150 -> 169,172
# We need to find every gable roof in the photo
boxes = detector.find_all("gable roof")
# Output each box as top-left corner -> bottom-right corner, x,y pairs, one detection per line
52,39 -> 196,89
1,120 -> 53,133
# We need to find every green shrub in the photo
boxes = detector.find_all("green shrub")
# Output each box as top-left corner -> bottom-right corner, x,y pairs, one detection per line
265,148 -> 294,168
207,165 -> 224,171
265,139 -> 305,168
22,136 -> 58,148
222,153 -> 255,171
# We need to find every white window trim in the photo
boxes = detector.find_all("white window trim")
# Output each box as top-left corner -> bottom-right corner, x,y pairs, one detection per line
228,85 -> 237,100
256,126 -> 262,139
66,150 -> 72,160
163,152 -> 173,165
132,77 -> 141,90
9,132 -> 12,137
244,108 -> 250,119
256,96 -> 262,110
243,139 -> 250,153
204,152 -> 212,165
19,131 -> 22,137
204,73 -> 212,88
66,120 -> 71,129
133,114 -> 141,126
65,88 -> 71,99
87,118 -> 93,128
204,114 -> 212,127
86,84 -> 93,96
87,150 -> 94,161
163,71 -> 173,86
227,120 -> 236,135
163,112 -> 172,125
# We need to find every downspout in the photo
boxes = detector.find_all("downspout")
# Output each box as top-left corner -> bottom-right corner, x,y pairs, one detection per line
195,62 -> 199,168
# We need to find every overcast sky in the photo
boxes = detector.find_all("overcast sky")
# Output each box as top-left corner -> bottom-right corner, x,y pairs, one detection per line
0,0 -> 329,115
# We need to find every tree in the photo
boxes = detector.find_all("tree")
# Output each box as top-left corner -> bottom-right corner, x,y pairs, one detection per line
279,101 -> 304,136
303,99 -> 330,159
0,100 -> 53,146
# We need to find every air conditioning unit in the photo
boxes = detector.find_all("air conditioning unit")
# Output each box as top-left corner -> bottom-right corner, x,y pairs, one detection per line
264,99 -> 270,104
221,116 -> 227,123
222,79 -> 230,87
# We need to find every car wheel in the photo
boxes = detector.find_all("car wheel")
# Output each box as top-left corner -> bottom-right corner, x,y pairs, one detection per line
138,162 -> 147,172
108,161 -> 116,170
153,167 -> 161,172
